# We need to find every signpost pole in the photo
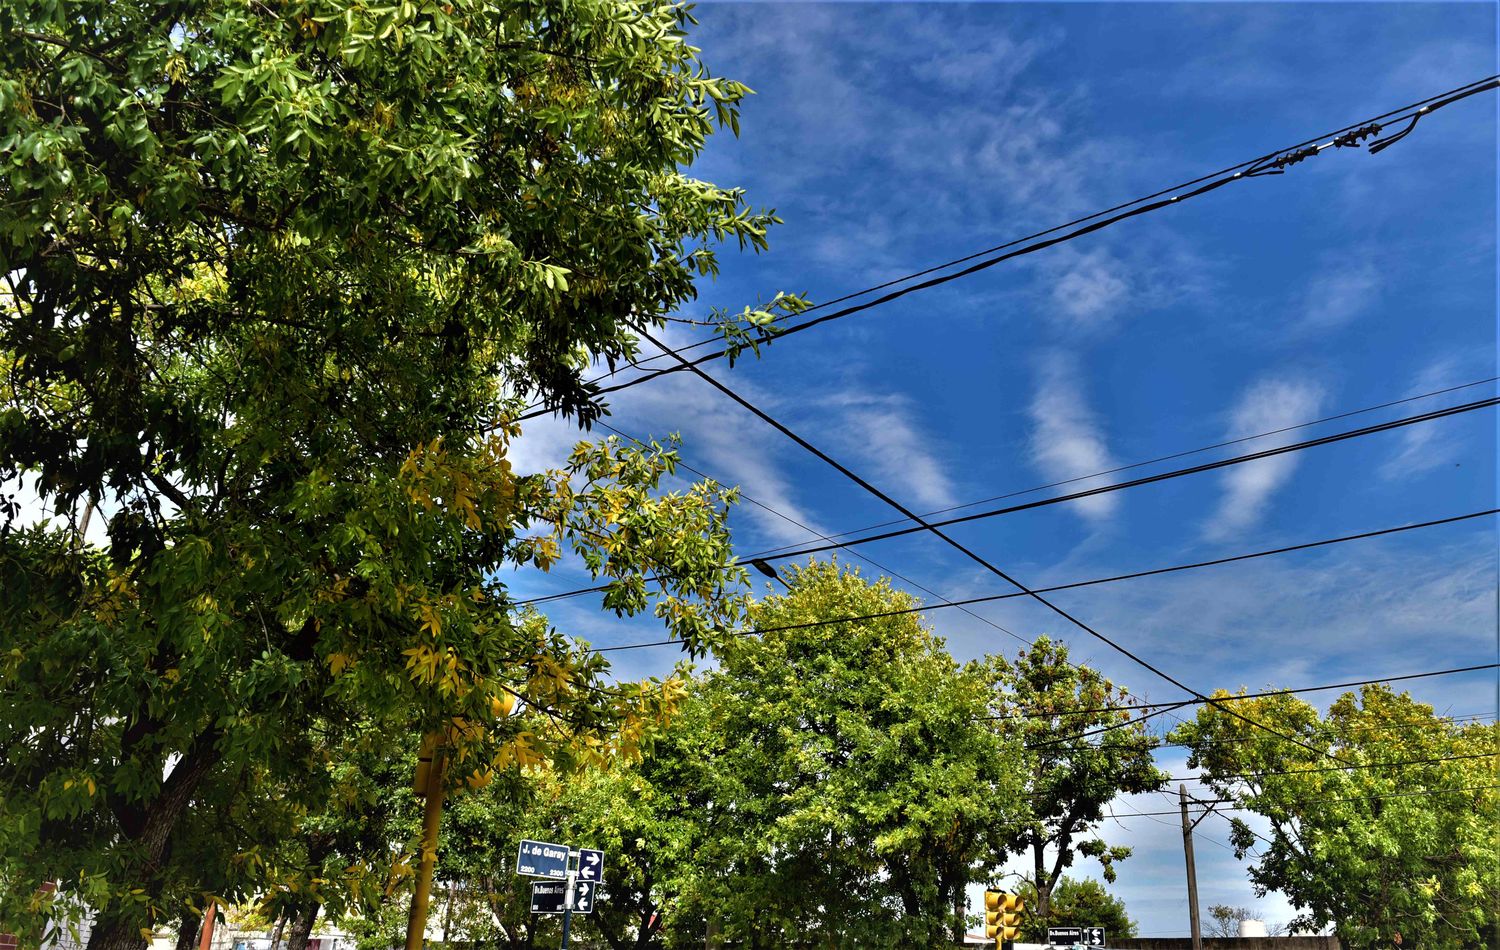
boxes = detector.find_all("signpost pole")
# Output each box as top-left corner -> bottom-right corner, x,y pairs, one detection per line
560,867 -> 577,950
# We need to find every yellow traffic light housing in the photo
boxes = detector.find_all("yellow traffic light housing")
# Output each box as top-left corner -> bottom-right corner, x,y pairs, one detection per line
983,890 -> 1025,948
983,890 -> 1004,943
1001,892 -> 1025,942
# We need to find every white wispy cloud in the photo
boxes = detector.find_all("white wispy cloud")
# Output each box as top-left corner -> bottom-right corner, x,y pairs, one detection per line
1205,376 -> 1326,540
823,390 -> 958,512
1300,258 -> 1381,332
1050,248 -> 1132,330
1378,356 -> 1481,481
1027,352 -> 1119,522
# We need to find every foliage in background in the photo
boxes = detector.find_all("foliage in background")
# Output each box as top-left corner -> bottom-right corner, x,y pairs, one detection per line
1016,876 -> 1138,942
986,636 -> 1168,926
1170,685 -> 1500,949
0,0 -> 804,945
689,562 -> 1028,948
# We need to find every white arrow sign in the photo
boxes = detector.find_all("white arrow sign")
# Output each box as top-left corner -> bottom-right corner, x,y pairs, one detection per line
573,881 -> 595,913
578,848 -> 606,882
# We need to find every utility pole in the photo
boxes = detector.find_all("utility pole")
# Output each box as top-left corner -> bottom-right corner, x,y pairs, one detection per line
1180,784 -> 1203,950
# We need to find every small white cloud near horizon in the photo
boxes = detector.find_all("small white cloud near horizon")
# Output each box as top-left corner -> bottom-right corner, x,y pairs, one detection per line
1205,376 -> 1326,540
1027,352 -> 1120,522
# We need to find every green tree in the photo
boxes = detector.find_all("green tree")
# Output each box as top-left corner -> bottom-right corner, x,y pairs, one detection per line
693,562 -> 1028,948
989,637 -> 1168,928
1016,877 -> 1137,942
0,1 -> 804,945
1169,685 -> 1500,948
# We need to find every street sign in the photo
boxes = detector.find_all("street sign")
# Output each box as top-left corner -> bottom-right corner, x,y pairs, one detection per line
1047,926 -> 1106,946
516,839 -> 569,879
530,881 -> 567,914
572,880 -> 596,914
578,848 -> 606,883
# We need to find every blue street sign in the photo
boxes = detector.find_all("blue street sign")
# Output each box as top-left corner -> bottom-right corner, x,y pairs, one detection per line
516,839 -> 569,879
578,848 -> 606,883
572,880 -> 596,913
530,881 -> 567,914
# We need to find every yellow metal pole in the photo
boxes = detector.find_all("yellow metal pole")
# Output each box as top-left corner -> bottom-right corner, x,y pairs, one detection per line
197,901 -> 217,950
405,740 -> 447,950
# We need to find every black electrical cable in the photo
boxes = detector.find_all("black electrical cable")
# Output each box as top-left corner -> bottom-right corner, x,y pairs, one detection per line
1111,783 -> 1500,819
589,509 -> 1499,652
515,76 -> 1500,416
751,375 -> 1498,558
755,397 -> 1498,563
990,662 -> 1500,721
629,326 -> 1353,768
516,381 -> 1498,608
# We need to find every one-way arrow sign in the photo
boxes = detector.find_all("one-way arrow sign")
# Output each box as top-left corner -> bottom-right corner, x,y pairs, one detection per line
572,881 -> 596,914
578,848 -> 606,883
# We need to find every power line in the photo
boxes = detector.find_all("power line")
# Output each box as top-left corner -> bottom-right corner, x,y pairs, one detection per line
591,421 -> 1043,656
585,423 -> 1194,741
630,325 -> 1351,767
753,397 -> 1497,563
751,375 -> 1499,558
528,76 -> 1500,414
1111,784 -> 1500,820
589,510 -> 1499,652
993,664 -> 1500,721
519,382 -> 1498,608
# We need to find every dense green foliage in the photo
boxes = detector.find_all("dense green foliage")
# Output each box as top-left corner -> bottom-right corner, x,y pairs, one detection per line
1016,877 -> 1138,942
0,0 -> 803,945
989,637 -> 1168,925
1170,685 -> 1500,948
375,563 -> 1034,949
693,563 -> 1027,947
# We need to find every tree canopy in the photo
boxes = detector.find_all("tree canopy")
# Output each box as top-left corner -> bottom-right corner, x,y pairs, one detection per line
1017,877 -> 1138,943
1169,685 -> 1500,949
0,1 -> 803,945
987,636 -> 1168,926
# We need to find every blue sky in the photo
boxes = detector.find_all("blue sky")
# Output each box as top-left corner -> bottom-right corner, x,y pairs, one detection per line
509,2 -> 1498,935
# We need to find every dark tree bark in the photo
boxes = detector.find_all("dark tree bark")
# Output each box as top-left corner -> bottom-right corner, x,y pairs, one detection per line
173,911 -> 201,950
284,903 -> 318,950
85,731 -> 221,950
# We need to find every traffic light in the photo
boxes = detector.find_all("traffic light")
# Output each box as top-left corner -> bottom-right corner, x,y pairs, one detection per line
1001,892 -> 1024,944
983,890 -> 1024,949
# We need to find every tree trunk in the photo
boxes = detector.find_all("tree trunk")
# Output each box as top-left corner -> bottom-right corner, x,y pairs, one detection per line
174,912 -> 202,950
86,732 -> 221,950
951,882 -> 966,945
1033,841 -> 1052,922
285,903 -> 318,950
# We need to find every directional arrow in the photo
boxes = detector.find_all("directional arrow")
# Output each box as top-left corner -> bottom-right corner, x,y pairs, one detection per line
573,881 -> 595,913
577,848 -> 606,882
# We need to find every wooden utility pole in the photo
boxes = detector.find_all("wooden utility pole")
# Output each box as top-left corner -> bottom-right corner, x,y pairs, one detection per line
1180,785 -> 1203,950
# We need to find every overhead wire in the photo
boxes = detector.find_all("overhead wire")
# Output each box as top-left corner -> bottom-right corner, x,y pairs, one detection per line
516,76 -> 1500,416
752,397 -> 1497,563
629,326 -> 1358,768
750,375 -> 1498,558
518,381 -> 1498,608
588,510 -> 1499,652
